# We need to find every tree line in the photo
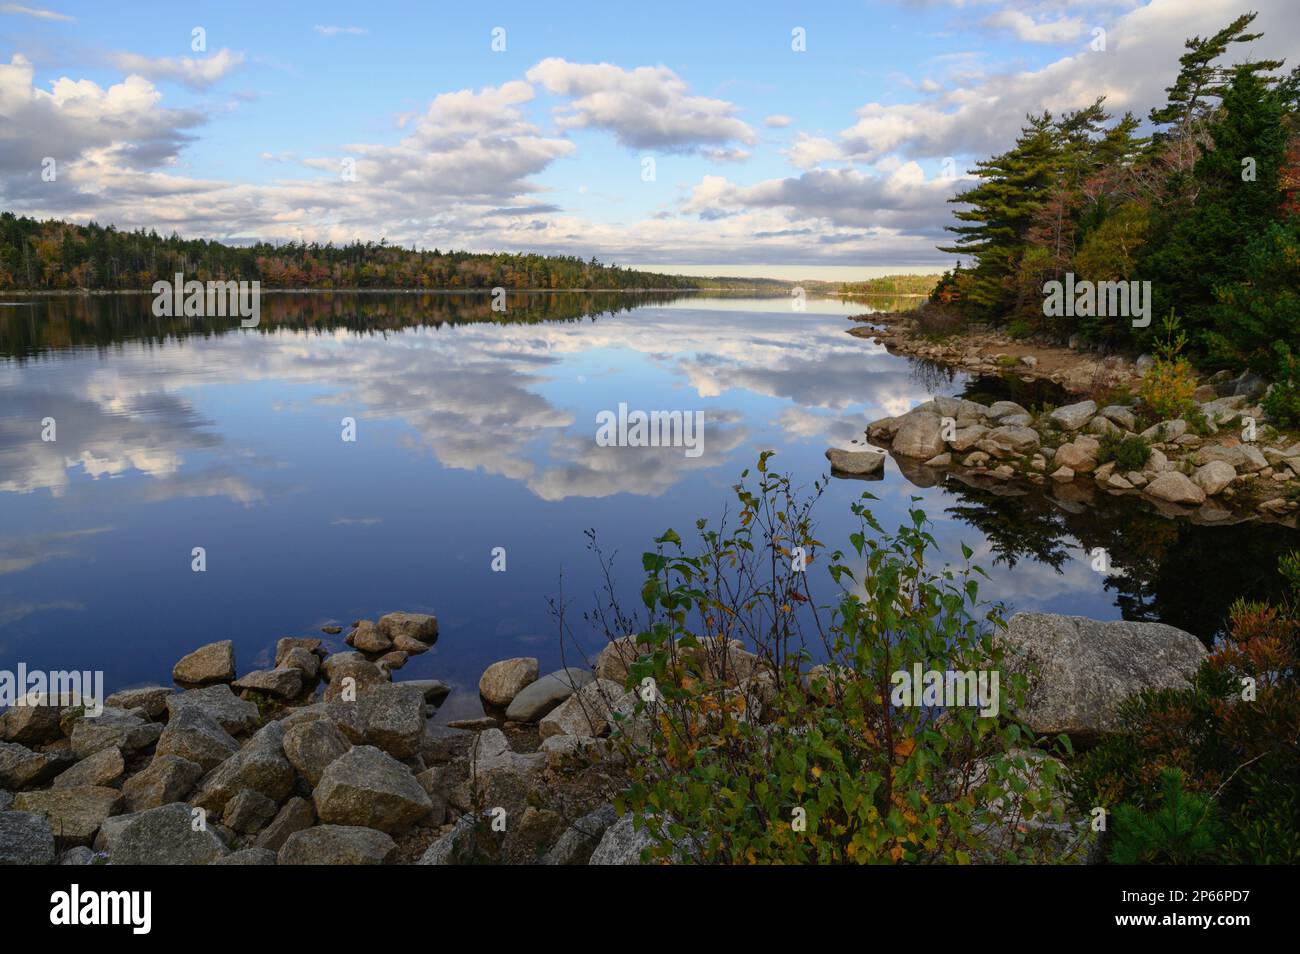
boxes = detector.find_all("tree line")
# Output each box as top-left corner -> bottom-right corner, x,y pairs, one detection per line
0,213 -> 775,292
932,13 -> 1299,392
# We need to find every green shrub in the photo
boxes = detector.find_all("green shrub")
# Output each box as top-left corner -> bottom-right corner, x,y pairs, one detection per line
1107,769 -> 1223,865
1138,309 -> 1199,422
1261,343 -> 1300,428
1097,432 -> 1151,471
610,455 -> 1079,864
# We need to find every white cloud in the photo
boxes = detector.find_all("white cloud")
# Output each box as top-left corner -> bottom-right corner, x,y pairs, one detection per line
526,58 -> 756,152
763,114 -> 793,128
981,10 -> 1085,43
0,3 -> 73,21
314,25 -> 368,37
110,48 -> 245,90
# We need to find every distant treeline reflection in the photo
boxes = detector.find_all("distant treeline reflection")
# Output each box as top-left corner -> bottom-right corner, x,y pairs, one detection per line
0,290 -> 724,360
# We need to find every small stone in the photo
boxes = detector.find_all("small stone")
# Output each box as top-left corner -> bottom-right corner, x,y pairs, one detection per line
539,679 -> 636,740
222,790 -> 278,834
276,637 -> 325,664
166,685 -> 260,735
399,680 -> 452,707
104,686 -> 173,720
377,612 -> 438,644
0,698 -> 64,745
172,640 -> 236,686
70,708 -> 162,760
1193,460 -> 1236,496
276,647 -> 320,680
0,810 -> 56,864
479,657 -> 540,707
589,813 -> 657,865
233,667 -> 305,700
53,746 -> 125,790
254,796 -> 316,851
346,620 -> 392,654
1049,401 -> 1097,431
892,412 -> 947,458
12,787 -> 122,846
595,636 -> 641,684
1051,466 -> 1075,482
1140,419 -> 1188,442
327,682 -> 426,758
211,847 -> 277,865
280,825 -> 396,865
121,755 -> 204,812
190,722 -> 295,815
283,719 -> 351,786
392,634 -> 432,654
506,668 -> 596,722
1144,471 -> 1207,505
103,802 -> 228,865
155,706 -> 240,771
824,447 -> 886,476
312,745 -> 432,833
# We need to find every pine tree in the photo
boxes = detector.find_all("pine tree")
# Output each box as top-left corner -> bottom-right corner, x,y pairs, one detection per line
1148,12 -> 1283,138
938,113 -> 1060,315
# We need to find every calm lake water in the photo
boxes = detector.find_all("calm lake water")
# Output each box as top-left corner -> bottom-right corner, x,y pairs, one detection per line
2,292 -> 1295,719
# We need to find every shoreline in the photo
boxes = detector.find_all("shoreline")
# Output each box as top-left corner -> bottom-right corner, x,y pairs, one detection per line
846,309 -> 1146,396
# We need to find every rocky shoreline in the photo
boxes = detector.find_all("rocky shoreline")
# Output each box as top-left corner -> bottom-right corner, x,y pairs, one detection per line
0,607 -> 1215,865
836,314 -> 1300,527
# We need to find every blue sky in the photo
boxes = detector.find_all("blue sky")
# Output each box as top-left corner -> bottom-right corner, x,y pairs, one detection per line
2,0 -> 1298,279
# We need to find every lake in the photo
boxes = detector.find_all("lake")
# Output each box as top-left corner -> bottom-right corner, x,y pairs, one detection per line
2,291 -> 1295,720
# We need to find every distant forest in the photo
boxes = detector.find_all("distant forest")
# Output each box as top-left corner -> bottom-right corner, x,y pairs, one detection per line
839,274 -> 941,296
0,213 -> 783,292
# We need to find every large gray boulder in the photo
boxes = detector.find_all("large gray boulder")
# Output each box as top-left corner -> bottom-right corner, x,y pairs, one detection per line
103,802 -> 228,864
506,668 -> 595,722
278,825 -> 396,865
0,742 -> 71,789
997,613 -> 1207,737
172,640 -> 236,686
0,810 -> 57,864
891,412 -> 946,459
312,745 -> 432,833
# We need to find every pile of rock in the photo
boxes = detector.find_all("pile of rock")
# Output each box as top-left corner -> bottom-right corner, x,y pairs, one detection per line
0,618 -> 670,866
863,394 -> 1299,523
